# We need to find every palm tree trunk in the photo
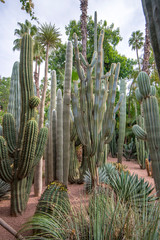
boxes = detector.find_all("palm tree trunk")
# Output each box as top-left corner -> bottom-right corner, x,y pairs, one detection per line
142,23 -> 150,75
136,47 -> 141,71
34,44 -> 49,196
80,0 -> 88,60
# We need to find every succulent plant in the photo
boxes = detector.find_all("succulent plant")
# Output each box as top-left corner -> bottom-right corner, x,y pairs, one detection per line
0,34 -> 48,216
132,71 -> 160,196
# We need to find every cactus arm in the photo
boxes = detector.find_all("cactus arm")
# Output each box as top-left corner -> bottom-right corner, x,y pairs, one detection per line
113,93 -> 124,114
32,127 -> 48,168
17,120 -> 38,179
132,125 -> 147,141
73,33 -> 85,81
2,113 -> 16,155
0,136 -> 13,182
79,52 -> 88,68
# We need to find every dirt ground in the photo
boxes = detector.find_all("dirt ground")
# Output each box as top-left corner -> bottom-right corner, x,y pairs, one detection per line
0,156 -> 155,240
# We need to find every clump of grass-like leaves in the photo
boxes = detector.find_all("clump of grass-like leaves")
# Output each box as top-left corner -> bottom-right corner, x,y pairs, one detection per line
20,187 -> 160,240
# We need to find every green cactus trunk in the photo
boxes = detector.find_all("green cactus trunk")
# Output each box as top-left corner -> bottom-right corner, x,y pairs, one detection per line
132,71 -> 160,196
0,34 -> 48,216
7,61 -> 21,137
56,89 -> 63,182
63,42 -> 73,186
118,79 -> 126,163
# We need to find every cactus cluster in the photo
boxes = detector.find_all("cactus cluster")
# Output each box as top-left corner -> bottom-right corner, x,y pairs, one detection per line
0,34 -> 48,216
72,30 -> 123,186
45,41 -> 73,186
132,71 -> 160,196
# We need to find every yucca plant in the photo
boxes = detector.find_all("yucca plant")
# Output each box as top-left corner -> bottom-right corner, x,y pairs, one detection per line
84,163 -> 157,205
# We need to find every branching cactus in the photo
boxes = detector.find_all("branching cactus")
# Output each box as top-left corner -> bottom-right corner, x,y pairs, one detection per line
132,71 -> 160,196
118,79 -> 126,163
72,30 -> 123,187
7,61 -> 21,136
0,34 -> 48,216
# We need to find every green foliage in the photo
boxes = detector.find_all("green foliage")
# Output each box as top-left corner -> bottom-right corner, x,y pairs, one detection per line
13,19 -> 38,51
65,16 -> 135,78
0,77 -> 10,124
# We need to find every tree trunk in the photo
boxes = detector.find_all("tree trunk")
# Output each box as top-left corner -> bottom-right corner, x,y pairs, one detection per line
142,23 -> 150,75
136,47 -> 141,71
80,0 -> 88,60
34,44 -> 49,196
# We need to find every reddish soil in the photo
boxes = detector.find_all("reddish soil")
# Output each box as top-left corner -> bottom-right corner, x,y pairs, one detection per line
0,157 -> 155,240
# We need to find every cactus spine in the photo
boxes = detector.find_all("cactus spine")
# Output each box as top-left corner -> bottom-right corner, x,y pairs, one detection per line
118,79 -> 126,163
132,71 -> 160,196
0,34 -> 48,216
7,61 -> 21,136
72,31 -> 123,186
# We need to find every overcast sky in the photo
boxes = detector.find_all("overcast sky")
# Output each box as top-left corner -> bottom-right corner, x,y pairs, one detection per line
0,0 -> 145,79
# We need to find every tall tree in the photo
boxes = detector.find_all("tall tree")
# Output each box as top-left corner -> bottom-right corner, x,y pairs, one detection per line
80,0 -> 88,59
142,24 -> 150,75
33,39 -> 45,98
13,19 -> 37,51
34,22 -> 61,196
128,30 -> 144,71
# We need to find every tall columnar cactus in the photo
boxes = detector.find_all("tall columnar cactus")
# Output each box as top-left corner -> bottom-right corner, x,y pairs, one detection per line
132,71 -> 160,196
72,30 -> 123,186
63,41 -> 73,186
46,70 -> 57,185
7,61 -> 21,136
118,79 -> 126,163
56,89 -> 63,182
0,34 -> 48,216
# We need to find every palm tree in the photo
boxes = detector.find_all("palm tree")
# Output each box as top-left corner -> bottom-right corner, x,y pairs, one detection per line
34,22 -> 61,196
129,30 -> 144,71
13,19 -> 37,51
33,39 -> 45,98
